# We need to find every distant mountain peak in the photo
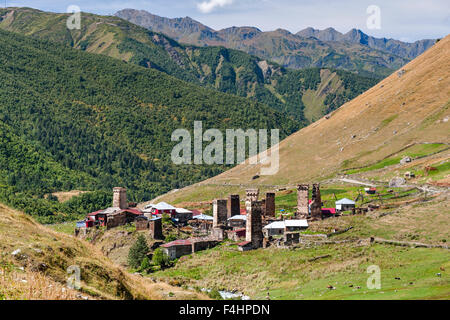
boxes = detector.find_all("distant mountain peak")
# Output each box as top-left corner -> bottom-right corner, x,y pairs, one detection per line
115,8 -> 435,66
273,28 -> 292,36
296,27 -> 343,41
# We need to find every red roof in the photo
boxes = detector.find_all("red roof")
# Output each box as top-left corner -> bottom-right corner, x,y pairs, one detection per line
87,210 -> 103,216
161,239 -> 193,248
192,209 -> 202,216
236,229 -> 246,237
121,208 -> 142,215
322,208 -> 336,215
230,228 -> 246,237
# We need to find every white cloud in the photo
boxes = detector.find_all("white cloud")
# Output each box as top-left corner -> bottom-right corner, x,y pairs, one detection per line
197,0 -> 234,14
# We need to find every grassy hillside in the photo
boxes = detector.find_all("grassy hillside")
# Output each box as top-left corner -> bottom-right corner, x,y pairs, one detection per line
156,34 -> 450,204
155,242 -> 449,300
0,7 -> 378,122
0,202 -> 206,300
152,188 -> 449,300
0,27 -> 301,222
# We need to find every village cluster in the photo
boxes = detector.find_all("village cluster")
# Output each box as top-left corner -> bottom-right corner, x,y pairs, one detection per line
76,186 -> 362,260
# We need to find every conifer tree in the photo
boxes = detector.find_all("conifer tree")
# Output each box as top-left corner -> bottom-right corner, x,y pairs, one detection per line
128,235 -> 149,269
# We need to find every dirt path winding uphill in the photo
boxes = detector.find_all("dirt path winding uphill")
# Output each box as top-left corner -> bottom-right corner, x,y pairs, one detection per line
338,178 -> 377,187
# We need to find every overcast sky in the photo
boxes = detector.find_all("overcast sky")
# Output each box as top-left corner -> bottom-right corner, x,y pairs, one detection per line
6,0 -> 450,42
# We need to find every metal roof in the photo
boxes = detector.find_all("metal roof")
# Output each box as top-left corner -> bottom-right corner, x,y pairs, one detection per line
161,239 -> 193,248
153,202 -> 177,210
263,220 -> 308,229
175,208 -> 193,214
192,214 -> 214,221
121,208 -> 143,215
228,215 -> 247,221
322,208 -> 336,215
335,198 -> 356,205
144,202 -> 177,211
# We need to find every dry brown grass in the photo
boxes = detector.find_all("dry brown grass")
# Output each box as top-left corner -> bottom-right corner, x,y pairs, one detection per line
49,190 -> 89,203
157,34 -> 450,204
0,267 -> 92,300
0,203 -> 208,300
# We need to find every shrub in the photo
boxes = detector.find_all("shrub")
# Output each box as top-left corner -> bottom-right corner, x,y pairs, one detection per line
165,234 -> 177,242
152,248 -> 170,268
140,257 -> 151,273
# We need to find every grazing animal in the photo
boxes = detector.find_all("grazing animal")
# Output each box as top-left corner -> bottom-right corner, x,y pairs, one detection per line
424,166 -> 438,175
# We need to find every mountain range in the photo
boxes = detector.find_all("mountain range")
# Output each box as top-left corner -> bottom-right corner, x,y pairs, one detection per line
0,7 -> 378,122
0,25 -> 300,222
116,8 -> 435,77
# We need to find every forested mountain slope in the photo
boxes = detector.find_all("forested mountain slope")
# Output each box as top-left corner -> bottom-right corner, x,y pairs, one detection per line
116,8 -> 433,78
0,7 -> 378,122
0,28 -> 296,222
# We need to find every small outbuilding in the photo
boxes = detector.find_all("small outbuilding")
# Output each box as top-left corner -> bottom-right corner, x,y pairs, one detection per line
144,202 -> 177,216
227,228 -> 246,241
135,216 -> 149,231
263,220 -> 308,237
227,215 -> 247,228
237,241 -> 253,252
161,239 -> 193,260
335,198 -> 356,212
161,238 -> 218,259
173,208 -> 194,223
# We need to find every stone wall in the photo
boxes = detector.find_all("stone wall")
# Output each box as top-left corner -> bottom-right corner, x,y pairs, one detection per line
246,200 -> 263,249
213,199 -> 228,228
192,240 -> 218,253
106,211 -> 127,229
245,189 -> 259,213
265,192 -> 275,217
113,187 -> 127,209
135,218 -> 149,231
227,195 -> 240,218
310,184 -> 322,220
296,184 -> 309,219
149,218 -> 163,240
212,227 -> 225,241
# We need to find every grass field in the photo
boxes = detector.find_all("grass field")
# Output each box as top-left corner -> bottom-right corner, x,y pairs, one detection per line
152,190 -> 449,300
154,243 -> 449,300
344,143 -> 449,174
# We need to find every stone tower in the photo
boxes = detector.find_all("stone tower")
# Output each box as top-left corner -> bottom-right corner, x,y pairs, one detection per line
227,195 -> 240,218
245,189 -> 259,213
265,192 -> 275,217
310,184 -> 322,220
113,187 -> 127,209
213,199 -> 228,228
246,200 -> 263,249
149,218 -> 163,240
296,184 -> 309,219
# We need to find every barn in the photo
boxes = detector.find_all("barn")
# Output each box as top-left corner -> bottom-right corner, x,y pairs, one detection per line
335,198 -> 356,212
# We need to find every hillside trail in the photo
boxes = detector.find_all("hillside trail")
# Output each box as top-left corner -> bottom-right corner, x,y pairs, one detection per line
338,178 -> 377,187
